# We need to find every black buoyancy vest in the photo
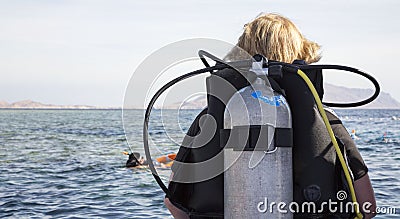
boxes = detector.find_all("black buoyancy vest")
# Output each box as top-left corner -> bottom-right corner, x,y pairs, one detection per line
168,61 -> 353,218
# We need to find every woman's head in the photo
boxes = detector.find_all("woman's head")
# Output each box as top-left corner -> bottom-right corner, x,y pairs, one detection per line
227,13 -> 321,64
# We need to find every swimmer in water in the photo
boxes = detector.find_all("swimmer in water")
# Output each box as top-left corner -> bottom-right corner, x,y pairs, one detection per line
124,152 -> 176,168
124,152 -> 147,168
350,129 -> 360,140
382,132 -> 389,143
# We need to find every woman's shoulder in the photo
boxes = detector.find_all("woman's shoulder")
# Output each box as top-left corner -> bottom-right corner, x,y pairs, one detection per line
323,106 -> 341,121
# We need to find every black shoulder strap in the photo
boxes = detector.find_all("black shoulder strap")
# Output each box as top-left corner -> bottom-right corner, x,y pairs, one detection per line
292,59 -> 324,99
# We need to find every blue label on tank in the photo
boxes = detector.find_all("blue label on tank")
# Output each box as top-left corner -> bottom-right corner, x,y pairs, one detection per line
251,91 -> 286,107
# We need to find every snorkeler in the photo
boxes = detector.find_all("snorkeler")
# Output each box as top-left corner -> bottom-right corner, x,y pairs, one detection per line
124,152 -> 176,168
351,129 -> 360,140
382,132 -> 389,143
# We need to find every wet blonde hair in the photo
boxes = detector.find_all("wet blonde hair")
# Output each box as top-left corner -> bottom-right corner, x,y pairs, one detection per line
226,13 -> 321,64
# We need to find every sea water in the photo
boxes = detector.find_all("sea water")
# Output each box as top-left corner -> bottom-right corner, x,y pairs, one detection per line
0,109 -> 399,218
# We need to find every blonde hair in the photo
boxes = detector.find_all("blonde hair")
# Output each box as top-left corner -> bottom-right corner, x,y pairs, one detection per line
226,13 -> 321,64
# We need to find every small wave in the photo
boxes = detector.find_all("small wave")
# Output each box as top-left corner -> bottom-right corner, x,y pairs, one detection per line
52,128 -> 125,137
117,137 -> 127,142
0,200 -> 20,208
358,147 -> 375,152
46,205 -> 88,216
149,131 -> 165,135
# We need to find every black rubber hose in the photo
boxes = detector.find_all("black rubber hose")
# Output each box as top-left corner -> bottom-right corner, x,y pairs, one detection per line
297,64 -> 380,108
143,64 -> 228,196
272,62 -> 380,107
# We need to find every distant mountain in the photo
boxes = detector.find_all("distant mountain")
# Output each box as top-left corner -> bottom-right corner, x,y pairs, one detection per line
0,101 -> 9,107
163,84 -> 400,109
323,83 -> 400,109
0,100 -> 109,109
163,95 -> 207,109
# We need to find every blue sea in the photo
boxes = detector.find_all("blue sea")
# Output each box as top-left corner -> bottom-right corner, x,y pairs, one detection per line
0,109 -> 399,218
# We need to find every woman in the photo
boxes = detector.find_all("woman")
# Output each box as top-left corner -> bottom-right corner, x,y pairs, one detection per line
166,13 -> 376,218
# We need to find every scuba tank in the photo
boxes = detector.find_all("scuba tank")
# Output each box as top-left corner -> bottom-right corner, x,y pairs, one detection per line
140,50 -> 380,219
222,58 -> 292,218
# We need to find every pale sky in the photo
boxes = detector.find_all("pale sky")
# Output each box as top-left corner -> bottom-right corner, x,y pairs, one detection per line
1,0 -> 399,107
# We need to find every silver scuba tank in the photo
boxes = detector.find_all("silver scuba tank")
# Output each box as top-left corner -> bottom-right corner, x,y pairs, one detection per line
223,62 -> 293,218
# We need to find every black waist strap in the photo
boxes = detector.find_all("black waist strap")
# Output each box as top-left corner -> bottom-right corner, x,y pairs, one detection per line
220,125 -> 293,151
